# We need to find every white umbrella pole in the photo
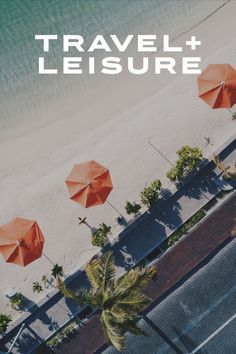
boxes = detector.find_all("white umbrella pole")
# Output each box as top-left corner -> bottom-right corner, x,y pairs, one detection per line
42,252 -> 54,265
106,200 -> 122,216
7,323 -> 25,353
227,108 -> 233,115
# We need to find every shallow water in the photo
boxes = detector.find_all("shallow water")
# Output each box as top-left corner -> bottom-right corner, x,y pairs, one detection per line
0,0 -> 226,130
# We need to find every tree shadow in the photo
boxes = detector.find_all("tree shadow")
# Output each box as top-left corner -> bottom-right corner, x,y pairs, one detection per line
150,198 -> 183,231
19,295 -> 39,313
160,187 -> 173,200
111,219 -> 168,271
21,297 -> 60,331
63,270 -> 90,316
37,314 -> 60,332
182,168 -> 220,201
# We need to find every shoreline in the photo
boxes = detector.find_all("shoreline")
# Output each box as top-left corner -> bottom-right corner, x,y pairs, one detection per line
0,0 -> 230,143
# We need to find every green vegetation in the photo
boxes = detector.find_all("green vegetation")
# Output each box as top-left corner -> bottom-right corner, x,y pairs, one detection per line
41,274 -> 50,287
92,223 -> 111,247
163,208 -> 206,249
140,179 -> 162,208
47,322 -> 77,348
213,154 -> 236,180
0,314 -> 12,335
33,274 -> 51,294
51,264 -> 64,278
33,281 -> 43,294
9,293 -> 24,311
125,201 -> 141,216
47,336 -> 60,348
217,189 -> 232,200
57,251 -> 156,351
167,145 -> 203,182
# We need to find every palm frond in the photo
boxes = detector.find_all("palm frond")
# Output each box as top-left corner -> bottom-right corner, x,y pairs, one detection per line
110,305 -> 136,324
101,310 -> 125,352
224,167 -> 236,180
58,252 -> 155,352
114,266 -> 156,296
213,154 -> 226,172
116,292 -> 151,312
56,275 -> 92,305
89,289 -> 104,308
125,321 -> 147,336
85,258 -> 103,290
100,251 -> 116,292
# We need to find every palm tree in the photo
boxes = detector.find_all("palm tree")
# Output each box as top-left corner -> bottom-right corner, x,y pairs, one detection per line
57,251 -> 156,351
213,154 -> 236,180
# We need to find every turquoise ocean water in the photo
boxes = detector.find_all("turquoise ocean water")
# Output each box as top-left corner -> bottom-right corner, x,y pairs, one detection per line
0,0 -> 226,131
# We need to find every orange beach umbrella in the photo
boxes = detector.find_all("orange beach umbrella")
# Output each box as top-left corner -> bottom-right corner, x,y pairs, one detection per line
0,217 -> 45,267
65,160 -> 113,208
198,64 -> 236,113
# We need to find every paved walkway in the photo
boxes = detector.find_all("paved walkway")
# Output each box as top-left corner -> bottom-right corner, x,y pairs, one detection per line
0,139 -> 235,354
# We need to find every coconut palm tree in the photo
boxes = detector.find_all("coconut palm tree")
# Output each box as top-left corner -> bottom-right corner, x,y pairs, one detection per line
57,251 -> 156,351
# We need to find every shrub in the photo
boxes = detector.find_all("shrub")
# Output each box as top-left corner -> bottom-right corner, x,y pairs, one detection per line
167,229 -> 185,248
92,231 -> 107,247
217,190 -> 231,200
47,322 -> 77,348
167,145 -> 203,182
99,223 -> 112,235
51,264 -> 63,278
92,223 -> 111,247
9,293 -> 24,310
47,337 -> 60,348
167,208 -> 206,248
140,179 -> 162,208
125,201 -> 141,216
33,281 -> 43,294
0,314 -> 12,335
187,209 -> 206,228
41,274 -> 50,287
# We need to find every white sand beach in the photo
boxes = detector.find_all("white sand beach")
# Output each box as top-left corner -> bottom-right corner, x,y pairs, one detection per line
0,0 -> 236,318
